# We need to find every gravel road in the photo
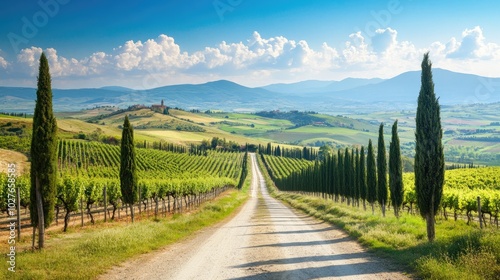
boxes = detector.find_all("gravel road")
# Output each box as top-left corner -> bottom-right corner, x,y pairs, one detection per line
100,153 -> 410,280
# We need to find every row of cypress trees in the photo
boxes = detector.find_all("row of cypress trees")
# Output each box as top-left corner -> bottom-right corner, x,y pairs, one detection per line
258,142 -> 318,160
268,52 -> 444,242
269,121 -> 405,217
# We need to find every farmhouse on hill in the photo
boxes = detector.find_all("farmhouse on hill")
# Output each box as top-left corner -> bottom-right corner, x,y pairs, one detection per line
151,99 -> 167,113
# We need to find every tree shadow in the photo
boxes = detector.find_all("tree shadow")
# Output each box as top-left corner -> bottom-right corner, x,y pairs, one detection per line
232,252 -> 368,268
229,261 -> 401,280
244,236 -> 351,249
246,226 -> 337,235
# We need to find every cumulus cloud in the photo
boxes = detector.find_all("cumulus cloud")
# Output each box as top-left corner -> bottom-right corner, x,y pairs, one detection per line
0,50 -> 8,69
17,46 -> 43,75
441,26 -> 500,59
16,46 -> 112,77
113,35 -> 200,71
371,28 -> 398,53
2,26 -> 499,88
342,32 -> 373,65
0,57 -> 8,69
195,32 -> 339,71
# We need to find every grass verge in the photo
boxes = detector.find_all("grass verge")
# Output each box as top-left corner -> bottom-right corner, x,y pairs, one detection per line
256,154 -> 500,280
1,177 -> 251,279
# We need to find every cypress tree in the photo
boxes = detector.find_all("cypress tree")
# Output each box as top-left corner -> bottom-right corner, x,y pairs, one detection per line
389,120 -> 404,218
377,123 -> 388,217
344,148 -> 351,205
323,155 -> 330,199
338,150 -> 344,202
350,148 -> 356,205
366,139 -> 377,214
120,115 -> 138,222
30,52 -> 58,249
415,52 -> 445,242
328,155 -> 334,199
332,154 -> 339,202
354,148 -> 360,207
359,146 -> 367,210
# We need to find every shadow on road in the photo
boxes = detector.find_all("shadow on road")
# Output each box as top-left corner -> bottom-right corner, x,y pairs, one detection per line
229,261 -> 400,280
243,236 -> 352,249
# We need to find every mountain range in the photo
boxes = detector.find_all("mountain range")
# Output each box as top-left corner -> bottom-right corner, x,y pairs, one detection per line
1,69 -> 499,113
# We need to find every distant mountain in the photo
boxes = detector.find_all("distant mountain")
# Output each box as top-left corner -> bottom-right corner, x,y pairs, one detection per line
0,87 -> 128,112
314,68 -> 500,105
321,78 -> 384,92
141,80 -> 295,111
1,69 -> 499,113
99,86 -> 134,92
261,80 -> 333,94
261,78 -> 384,94
0,80 -> 291,112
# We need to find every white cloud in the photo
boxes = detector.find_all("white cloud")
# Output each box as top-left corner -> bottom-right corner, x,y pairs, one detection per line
17,46 -> 43,75
185,31 -> 341,74
114,40 -> 142,71
342,32 -> 374,65
0,50 -> 8,69
114,35 -> 200,71
0,57 -> 8,69
442,26 -> 500,59
371,28 -> 398,53
2,26 -> 499,88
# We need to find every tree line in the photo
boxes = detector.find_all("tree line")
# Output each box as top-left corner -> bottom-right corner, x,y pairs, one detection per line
258,142 -> 318,160
264,121 -> 405,218
263,53 -> 445,242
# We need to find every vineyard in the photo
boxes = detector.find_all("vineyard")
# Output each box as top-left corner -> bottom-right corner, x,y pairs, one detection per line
0,140 -> 247,231
260,154 -> 314,180
261,153 -> 500,227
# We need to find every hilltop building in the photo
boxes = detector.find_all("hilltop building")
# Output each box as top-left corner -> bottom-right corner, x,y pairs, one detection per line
151,99 -> 167,113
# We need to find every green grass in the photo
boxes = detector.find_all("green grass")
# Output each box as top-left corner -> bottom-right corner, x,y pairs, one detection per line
208,112 -> 294,127
1,183 -> 251,279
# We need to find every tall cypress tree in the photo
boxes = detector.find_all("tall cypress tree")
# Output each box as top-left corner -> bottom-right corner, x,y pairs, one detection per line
120,115 -> 138,222
389,120 -> 404,218
366,140 -> 377,214
338,150 -> 344,202
266,143 -> 272,155
359,146 -> 367,210
353,148 -> 359,207
332,154 -> 339,202
377,123 -> 388,217
30,52 -> 58,249
344,148 -> 351,205
415,52 -> 445,242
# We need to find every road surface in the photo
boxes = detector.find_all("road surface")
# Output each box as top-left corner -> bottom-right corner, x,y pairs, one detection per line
101,153 -> 409,279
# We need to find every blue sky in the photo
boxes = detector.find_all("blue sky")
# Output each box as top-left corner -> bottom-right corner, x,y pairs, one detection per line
1,0 -> 499,88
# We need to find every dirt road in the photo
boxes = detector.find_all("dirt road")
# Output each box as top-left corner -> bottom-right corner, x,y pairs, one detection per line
101,153 -> 409,279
